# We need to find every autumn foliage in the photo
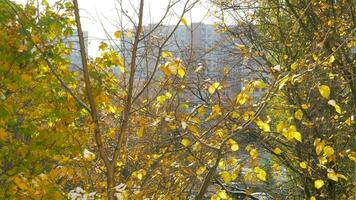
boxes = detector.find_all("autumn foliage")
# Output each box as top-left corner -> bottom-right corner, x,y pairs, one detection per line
0,0 -> 355,199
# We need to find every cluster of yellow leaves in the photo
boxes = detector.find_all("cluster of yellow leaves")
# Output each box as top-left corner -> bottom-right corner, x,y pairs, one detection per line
160,59 -> 186,78
219,170 -> 239,184
0,128 -> 9,141
208,82 -> 222,94
161,51 -> 172,58
246,146 -> 259,159
227,139 -> 239,151
255,118 -> 270,132
276,122 -> 302,142
156,92 -> 173,104
132,169 -> 146,180
211,190 -> 231,200
196,166 -> 206,176
254,167 -> 267,182
235,92 -> 249,105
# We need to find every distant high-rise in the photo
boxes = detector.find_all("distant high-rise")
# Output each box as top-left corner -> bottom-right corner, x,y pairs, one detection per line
115,23 -> 264,99
142,23 -> 248,96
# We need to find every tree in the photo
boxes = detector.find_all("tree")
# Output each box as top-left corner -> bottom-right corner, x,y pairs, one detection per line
215,0 -> 355,199
1,0 -> 354,199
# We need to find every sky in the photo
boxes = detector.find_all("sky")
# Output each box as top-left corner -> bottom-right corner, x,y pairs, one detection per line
16,0 -> 215,55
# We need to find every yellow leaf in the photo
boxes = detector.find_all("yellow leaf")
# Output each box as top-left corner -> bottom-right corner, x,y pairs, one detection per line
215,129 -> 224,137
334,104 -> 341,114
116,161 -> 124,167
181,138 -> 190,147
348,152 -> 356,161
136,127 -> 144,137
273,148 -> 282,155
294,109 -> 303,120
301,103 -> 310,109
337,173 -> 348,180
272,163 -> 280,171
0,128 -> 9,140
231,144 -> 239,152
319,157 -> 328,165
32,35 -> 41,43
119,65 -> 125,73
177,67 -> 186,78
196,166 -> 206,175
188,125 -> 199,135
218,160 -> 226,170
283,125 -> 302,141
314,139 -> 325,155
293,131 -> 302,142
165,92 -> 172,99
327,172 -> 338,182
21,74 -> 32,82
236,92 -> 249,105
253,80 -> 266,89
156,95 -> 167,103
314,179 -> 324,189
231,111 -> 240,119
160,65 -> 171,76
114,30 -> 122,38
329,55 -> 335,63
310,196 -> 316,200
323,146 -> 334,157
181,17 -> 188,26
328,100 -> 341,114
242,111 -> 254,121
319,85 -> 330,99
136,170 -> 146,180
345,116 -> 354,126
17,44 -> 28,52
208,82 -> 221,94
290,62 -> 298,70
299,162 -> 307,169
312,53 -> 318,61
212,104 -> 221,115
13,177 -> 28,190
218,190 -> 229,199
162,51 -> 172,58
256,119 -> 270,132
276,122 -> 285,133
99,42 -> 108,51
219,171 -> 232,184
254,167 -> 267,181
198,106 -> 206,116
249,149 -> 259,159
108,105 -> 116,113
